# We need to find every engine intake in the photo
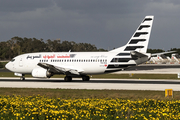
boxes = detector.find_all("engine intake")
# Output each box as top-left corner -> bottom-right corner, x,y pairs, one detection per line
32,68 -> 52,78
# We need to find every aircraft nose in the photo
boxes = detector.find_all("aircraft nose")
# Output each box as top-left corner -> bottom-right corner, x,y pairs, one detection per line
5,62 -> 11,71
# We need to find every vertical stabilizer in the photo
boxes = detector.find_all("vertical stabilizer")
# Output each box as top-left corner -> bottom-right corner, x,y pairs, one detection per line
110,16 -> 154,53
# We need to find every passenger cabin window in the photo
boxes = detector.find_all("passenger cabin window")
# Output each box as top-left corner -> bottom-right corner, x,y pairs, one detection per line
45,59 -> 108,63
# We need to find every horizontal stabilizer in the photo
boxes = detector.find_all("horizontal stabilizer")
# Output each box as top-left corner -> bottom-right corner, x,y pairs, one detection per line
130,51 -> 148,58
151,51 -> 176,57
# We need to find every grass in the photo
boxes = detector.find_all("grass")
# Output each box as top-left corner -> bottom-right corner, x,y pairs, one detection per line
0,88 -> 177,100
91,73 -> 178,79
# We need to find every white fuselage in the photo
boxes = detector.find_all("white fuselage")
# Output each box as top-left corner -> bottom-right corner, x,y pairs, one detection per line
6,51 -> 142,76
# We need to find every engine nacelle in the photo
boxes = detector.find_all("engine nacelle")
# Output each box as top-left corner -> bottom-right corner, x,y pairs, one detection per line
31,68 -> 52,78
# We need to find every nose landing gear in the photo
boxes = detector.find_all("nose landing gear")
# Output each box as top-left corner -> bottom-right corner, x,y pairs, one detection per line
20,74 -> 25,81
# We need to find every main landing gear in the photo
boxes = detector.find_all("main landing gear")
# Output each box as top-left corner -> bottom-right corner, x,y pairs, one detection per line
64,76 -> 72,82
64,75 -> 90,82
82,76 -> 90,81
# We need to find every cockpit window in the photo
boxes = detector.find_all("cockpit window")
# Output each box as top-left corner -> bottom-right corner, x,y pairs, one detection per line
11,59 -> 15,62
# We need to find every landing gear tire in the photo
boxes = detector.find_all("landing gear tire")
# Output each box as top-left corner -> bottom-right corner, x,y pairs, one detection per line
20,76 -> 25,81
82,76 -> 90,81
64,76 -> 72,82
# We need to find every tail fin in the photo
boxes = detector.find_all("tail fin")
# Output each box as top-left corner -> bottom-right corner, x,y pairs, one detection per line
110,16 -> 154,53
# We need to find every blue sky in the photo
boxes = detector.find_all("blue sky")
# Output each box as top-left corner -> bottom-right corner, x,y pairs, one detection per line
0,0 -> 180,50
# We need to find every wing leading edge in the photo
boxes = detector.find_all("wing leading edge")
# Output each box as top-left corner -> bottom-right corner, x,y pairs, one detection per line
37,63 -> 84,75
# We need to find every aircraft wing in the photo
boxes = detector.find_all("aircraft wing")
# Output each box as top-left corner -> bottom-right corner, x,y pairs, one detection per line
37,63 -> 84,75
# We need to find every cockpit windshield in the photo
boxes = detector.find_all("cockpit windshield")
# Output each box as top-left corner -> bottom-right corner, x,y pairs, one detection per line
11,59 -> 15,62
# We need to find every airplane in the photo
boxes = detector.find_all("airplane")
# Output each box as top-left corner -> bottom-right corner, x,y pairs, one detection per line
5,16 -> 154,81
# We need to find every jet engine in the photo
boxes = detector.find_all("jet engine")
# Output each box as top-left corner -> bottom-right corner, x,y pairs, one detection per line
32,67 -> 52,78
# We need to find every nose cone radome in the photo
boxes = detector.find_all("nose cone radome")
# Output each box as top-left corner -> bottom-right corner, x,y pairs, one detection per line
5,62 -> 11,71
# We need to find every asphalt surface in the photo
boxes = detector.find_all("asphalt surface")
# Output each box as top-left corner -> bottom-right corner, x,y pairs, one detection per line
0,78 -> 180,91
0,69 -> 10,72
0,78 -> 180,84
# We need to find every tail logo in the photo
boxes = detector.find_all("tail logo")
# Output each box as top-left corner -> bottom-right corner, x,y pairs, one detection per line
124,16 -> 154,53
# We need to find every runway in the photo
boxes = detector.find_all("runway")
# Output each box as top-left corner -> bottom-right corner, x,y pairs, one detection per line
1,77 -> 180,91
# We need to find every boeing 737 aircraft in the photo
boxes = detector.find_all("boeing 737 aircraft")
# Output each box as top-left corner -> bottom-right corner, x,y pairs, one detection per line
6,16 -> 154,81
